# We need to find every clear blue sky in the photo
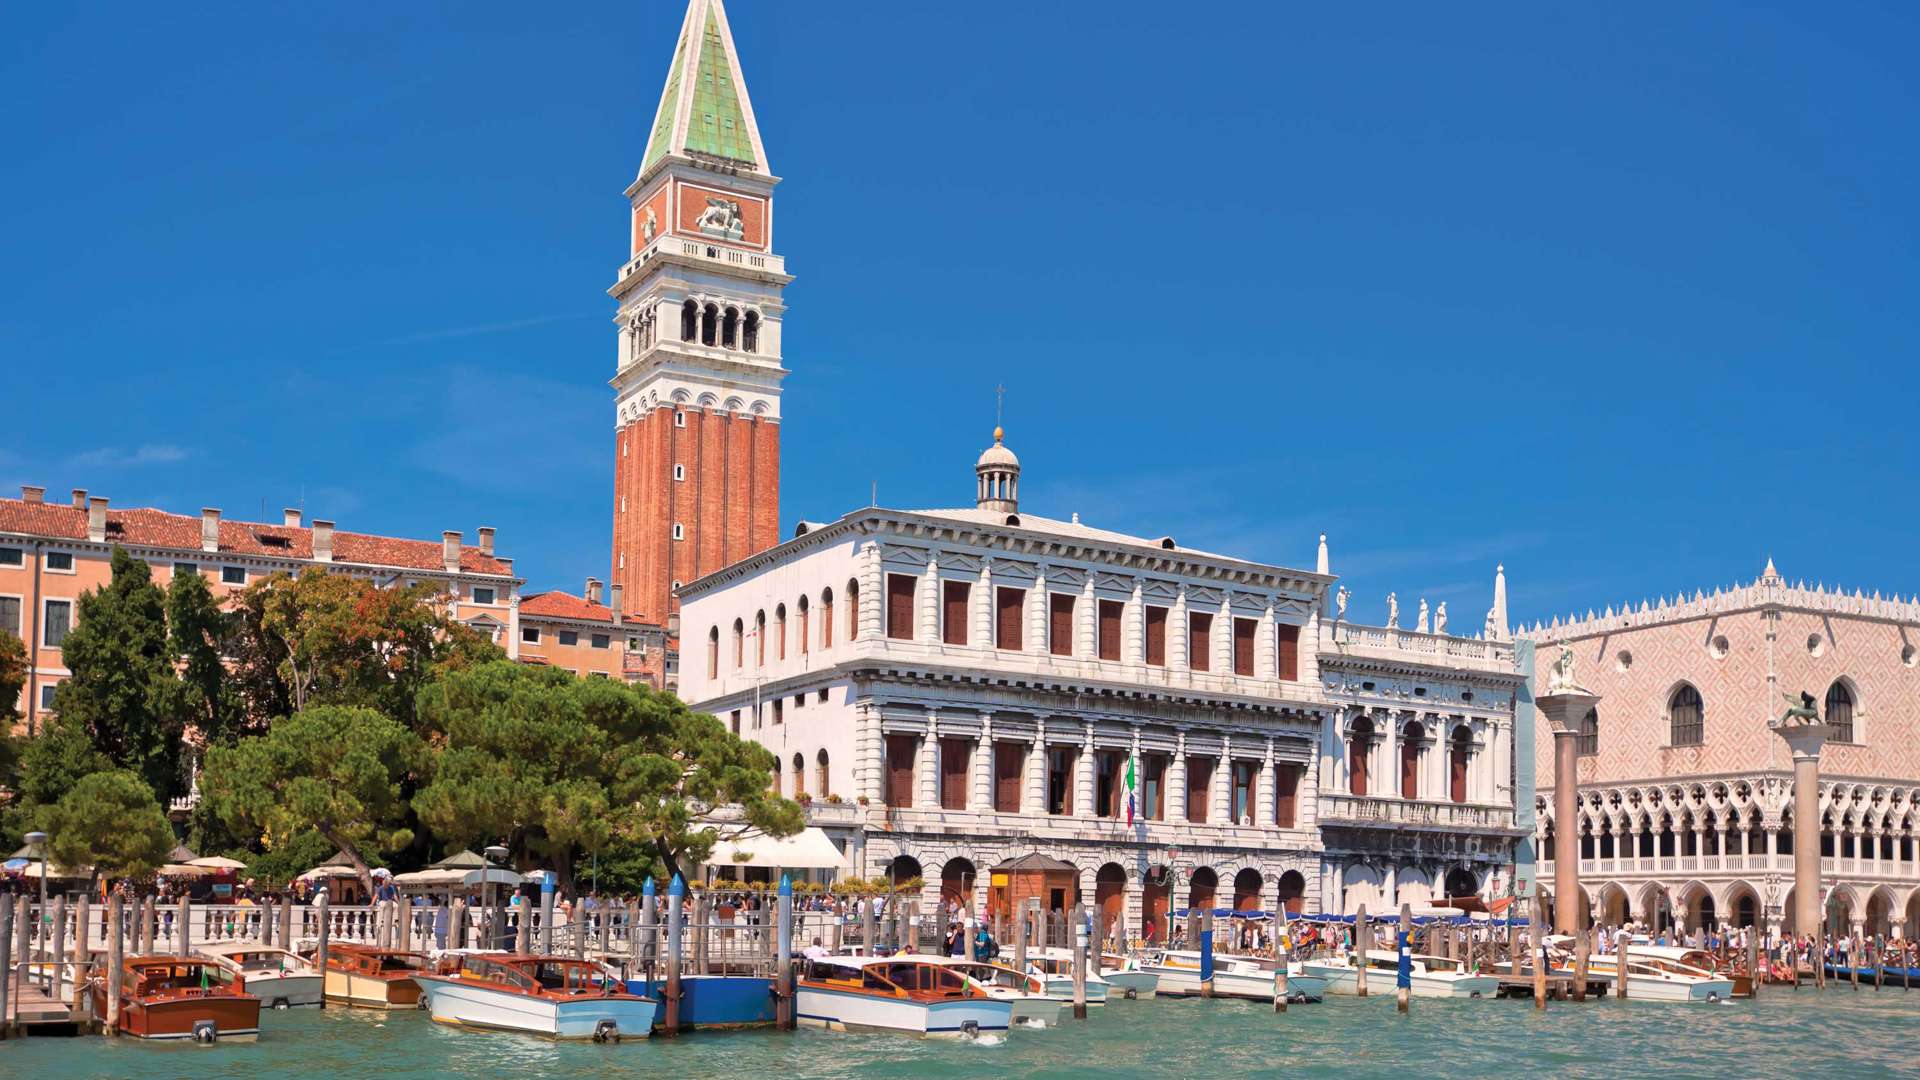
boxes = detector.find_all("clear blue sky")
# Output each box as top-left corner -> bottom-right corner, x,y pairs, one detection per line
6,2 -> 1916,628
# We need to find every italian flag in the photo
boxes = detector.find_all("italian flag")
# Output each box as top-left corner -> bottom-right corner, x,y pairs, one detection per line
1125,754 -> 1137,825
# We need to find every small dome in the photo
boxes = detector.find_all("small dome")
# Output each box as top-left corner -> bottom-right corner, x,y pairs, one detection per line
976,427 -> 1020,469
974,426 -> 1021,513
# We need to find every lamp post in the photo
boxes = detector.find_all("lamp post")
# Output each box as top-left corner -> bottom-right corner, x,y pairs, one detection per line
23,831 -> 48,957
484,844 -> 510,951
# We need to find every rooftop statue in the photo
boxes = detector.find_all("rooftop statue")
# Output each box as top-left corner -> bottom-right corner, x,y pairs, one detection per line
1335,585 -> 1349,620
1386,592 -> 1399,629
1434,601 -> 1448,636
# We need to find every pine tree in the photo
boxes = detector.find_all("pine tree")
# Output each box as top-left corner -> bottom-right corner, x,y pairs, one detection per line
167,567 -> 238,743
41,770 -> 175,885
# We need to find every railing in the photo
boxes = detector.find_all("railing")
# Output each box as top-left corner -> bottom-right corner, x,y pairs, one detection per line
1333,622 -> 1516,670
1318,794 -> 1515,830
617,237 -> 785,283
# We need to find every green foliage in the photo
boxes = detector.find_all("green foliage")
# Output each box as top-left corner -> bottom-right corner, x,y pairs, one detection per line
14,714 -> 113,809
49,548 -> 187,797
414,661 -> 802,890
0,628 -> 25,729
230,827 -> 343,887
40,770 -> 175,881
168,567 -> 240,744
202,705 -> 419,896
224,569 -> 504,732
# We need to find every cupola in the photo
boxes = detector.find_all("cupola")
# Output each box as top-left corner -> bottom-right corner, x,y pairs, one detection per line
975,426 -> 1021,513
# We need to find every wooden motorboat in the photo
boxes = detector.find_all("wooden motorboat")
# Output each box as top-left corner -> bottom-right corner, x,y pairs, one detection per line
1304,951 -> 1499,998
415,954 -> 657,1041
315,944 -> 429,1008
1095,952 -> 1161,998
795,955 -> 1012,1038
198,942 -> 323,1009
1022,947 -> 1110,1004
1143,949 -> 1327,1002
92,956 -> 261,1042
1581,946 -> 1735,1002
933,958 -> 1068,1026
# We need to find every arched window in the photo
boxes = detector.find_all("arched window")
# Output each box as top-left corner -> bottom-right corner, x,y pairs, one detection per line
732,618 -> 745,670
1825,680 -> 1856,743
701,303 -> 718,346
1400,720 -> 1424,799
1449,726 -> 1472,803
846,579 -> 861,641
1669,683 -> 1703,746
774,603 -> 787,660
820,588 -> 834,648
681,299 -> 698,341
722,306 -> 739,349
1577,707 -> 1599,756
754,610 -> 767,666
706,626 -> 719,679
792,752 -> 805,797
743,311 -> 760,353
797,595 -> 810,654
1348,716 -> 1373,797
770,756 -> 781,796
816,748 -> 830,799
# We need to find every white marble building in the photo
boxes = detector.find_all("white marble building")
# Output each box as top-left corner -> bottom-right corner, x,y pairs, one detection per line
677,429 -> 1528,930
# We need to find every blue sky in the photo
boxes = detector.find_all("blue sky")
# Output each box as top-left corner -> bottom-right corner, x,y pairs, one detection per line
5,2 -> 1916,628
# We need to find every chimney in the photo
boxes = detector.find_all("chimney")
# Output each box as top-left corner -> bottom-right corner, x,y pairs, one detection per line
442,531 -> 462,573
71,488 -> 87,509
201,508 -> 221,553
585,577 -> 603,605
284,507 -> 302,528
498,557 -> 513,574
312,519 -> 334,563
20,485 -> 44,503
477,526 -> 495,557
609,584 -> 624,624
87,497 -> 109,542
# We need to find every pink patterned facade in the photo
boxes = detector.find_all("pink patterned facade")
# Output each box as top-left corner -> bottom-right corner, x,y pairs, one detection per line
1525,560 -> 1920,938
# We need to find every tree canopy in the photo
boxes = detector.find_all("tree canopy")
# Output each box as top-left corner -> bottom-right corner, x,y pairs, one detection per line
202,704 -> 420,896
167,566 -> 239,744
0,628 -> 24,730
414,661 -> 802,890
41,770 -> 175,883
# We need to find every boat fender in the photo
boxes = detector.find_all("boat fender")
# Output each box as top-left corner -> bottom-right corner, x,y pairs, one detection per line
272,999 -> 290,1010
192,1020 -> 218,1044
1469,991 -> 1483,999
961,1020 -> 980,1039
1123,988 -> 1138,1000
1706,991 -> 1720,1003
593,1019 -> 621,1044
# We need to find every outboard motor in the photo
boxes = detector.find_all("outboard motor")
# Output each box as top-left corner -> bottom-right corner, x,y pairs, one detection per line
192,1019 -> 218,1044
961,1020 -> 980,1038
593,1019 -> 621,1043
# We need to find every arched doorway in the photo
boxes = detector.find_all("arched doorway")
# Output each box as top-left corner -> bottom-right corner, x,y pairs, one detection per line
1188,867 -> 1218,911
1142,866 -> 1172,943
1728,887 -> 1758,930
1826,888 -> 1855,939
1276,870 -> 1306,916
1096,863 -> 1128,937
1640,885 -> 1673,933
1865,887 -> 1896,938
1693,895 -> 1716,933
1233,868 -> 1264,912
887,854 -> 923,891
1598,883 -> 1631,927
940,857 -> 977,913
1444,866 -> 1480,901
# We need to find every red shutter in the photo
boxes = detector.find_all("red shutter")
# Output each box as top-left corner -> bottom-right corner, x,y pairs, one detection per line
1049,594 -> 1075,656
994,742 -> 1023,812
1276,623 -> 1299,681
822,597 -> 834,647
942,581 -> 970,645
1144,606 -> 1167,665
885,735 -> 915,807
1189,612 -> 1212,672
1275,764 -> 1299,827
1350,736 -> 1368,796
1098,600 -> 1123,661
996,587 -> 1025,650
886,574 -> 916,640
940,738 -> 970,809
1401,738 -> 1420,800
1186,758 -> 1211,823
1232,617 -> 1255,676
799,609 -> 809,654
1451,746 -> 1468,804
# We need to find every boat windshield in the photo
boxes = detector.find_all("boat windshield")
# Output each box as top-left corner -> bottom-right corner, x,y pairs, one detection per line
377,953 -> 427,972
530,961 -> 615,992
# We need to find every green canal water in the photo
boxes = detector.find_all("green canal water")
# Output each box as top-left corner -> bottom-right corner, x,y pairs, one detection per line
11,989 -> 1918,1080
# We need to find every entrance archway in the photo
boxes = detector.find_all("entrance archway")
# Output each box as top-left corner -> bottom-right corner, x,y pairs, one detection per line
1143,866 -> 1172,942
1233,868 -> 1264,912
1444,866 -> 1480,901
940,857 -> 977,913
1188,867 -> 1218,911
1597,883 -> 1631,927
887,854 -> 923,890
1096,863 -> 1128,937
1276,870 -> 1307,916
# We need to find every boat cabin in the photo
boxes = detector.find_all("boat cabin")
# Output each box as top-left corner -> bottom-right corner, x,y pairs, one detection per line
325,946 -> 429,976
945,962 -> 1046,995
124,957 -> 245,999
801,957 -> 990,1001
451,956 -> 623,996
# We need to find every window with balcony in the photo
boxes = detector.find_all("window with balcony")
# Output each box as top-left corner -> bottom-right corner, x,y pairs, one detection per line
995,587 -> 1024,650
942,581 -> 970,646
1144,605 -> 1167,665
1048,594 -> 1075,656
1449,727 -> 1471,803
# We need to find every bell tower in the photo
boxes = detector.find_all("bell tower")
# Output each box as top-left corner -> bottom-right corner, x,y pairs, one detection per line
611,0 -> 791,629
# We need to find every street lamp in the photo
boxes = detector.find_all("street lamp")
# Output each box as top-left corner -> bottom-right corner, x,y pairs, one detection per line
24,831 -> 48,953
484,845 -> 510,950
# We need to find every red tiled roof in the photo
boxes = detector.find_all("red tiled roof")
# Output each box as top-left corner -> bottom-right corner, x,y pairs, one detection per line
519,590 -> 654,627
0,497 -> 515,576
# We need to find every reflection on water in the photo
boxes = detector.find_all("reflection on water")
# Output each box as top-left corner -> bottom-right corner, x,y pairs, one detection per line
16,990 -> 1917,1080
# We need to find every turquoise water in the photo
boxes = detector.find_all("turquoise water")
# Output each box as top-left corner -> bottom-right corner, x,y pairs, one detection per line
12,988 -> 1918,1079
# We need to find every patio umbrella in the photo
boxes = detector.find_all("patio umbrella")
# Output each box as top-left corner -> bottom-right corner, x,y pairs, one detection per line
187,856 -> 249,870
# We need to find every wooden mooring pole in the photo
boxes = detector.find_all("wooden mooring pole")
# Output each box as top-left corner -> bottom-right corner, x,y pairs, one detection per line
1072,904 -> 1089,1020
106,892 -> 124,1035
1396,903 -> 1411,1014
314,892 -> 331,1010
1355,904 -> 1369,998
1531,885 -> 1547,1010
1572,925 -> 1589,1002
0,894 -> 14,1039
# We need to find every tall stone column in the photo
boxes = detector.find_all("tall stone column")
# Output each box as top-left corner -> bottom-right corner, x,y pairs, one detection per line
1772,711 -> 1836,941
1536,665 -> 1600,935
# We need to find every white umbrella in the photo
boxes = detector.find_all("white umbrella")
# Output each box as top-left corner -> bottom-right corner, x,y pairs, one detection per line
187,856 -> 249,870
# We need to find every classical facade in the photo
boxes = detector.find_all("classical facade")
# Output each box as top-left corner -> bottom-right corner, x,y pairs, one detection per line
1524,560 -> 1920,939
0,484 -> 522,735
679,431 -> 1528,929
610,0 -> 789,630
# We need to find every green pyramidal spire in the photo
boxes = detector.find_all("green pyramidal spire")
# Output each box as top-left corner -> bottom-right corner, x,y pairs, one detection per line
641,0 -> 767,178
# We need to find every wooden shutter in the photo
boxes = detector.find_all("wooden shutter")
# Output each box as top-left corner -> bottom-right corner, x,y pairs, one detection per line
1188,612 -> 1212,671
1049,593 -> 1075,656
798,608 -> 809,654
886,574 -> 916,640
1401,738 -> 1420,800
845,586 -> 857,641
822,596 -> 834,647
1350,736 -> 1368,796
1232,617 -> 1255,676
995,587 -> 1025,650
1144,606 -> 1167,665
1098,600 -> 1122,661
994,742 -> 1024,812
1144,754 -> 1166,819
1185,758 -> 1211,823
1451,745 -> 1468,804
942,581 -> 970,645
940,738 -> 970,809
1276,623 -> 1299,681
1274,764 -> 1299,828
885,735 -> 916,807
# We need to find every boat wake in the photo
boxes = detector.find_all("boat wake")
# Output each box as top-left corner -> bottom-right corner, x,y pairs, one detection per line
971,1034 -> 1006,1047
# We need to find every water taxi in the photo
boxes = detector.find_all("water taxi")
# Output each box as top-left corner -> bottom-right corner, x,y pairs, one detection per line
1304,952 -> 1499,998
1022,947 -> 1110,1005
93,956 -> 262,1042
315,944 -> 429,1009
415,954 -> 658,1041
196,943 -> 323,1009
1095,952 -> 1161,998
795,955 -> 1012,1038
1141,949 -> 1326,1002
1554,939 -> 1735,1002
931,958 -> 1068,1025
